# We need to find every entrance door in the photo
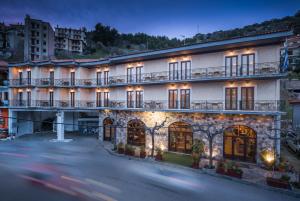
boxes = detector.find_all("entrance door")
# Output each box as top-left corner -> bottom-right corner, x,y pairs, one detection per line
168,122 -> 193,153
223,125 -> 256,162
103,118 -> 114,141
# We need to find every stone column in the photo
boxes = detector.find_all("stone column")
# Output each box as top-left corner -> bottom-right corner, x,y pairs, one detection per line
56,111 -> 64,141
275,114 -> 281,160
98,112 -> 104,141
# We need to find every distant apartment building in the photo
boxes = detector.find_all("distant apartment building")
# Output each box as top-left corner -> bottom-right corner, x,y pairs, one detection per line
55,26 -> 86,54
0,23 -> 24,59
24,15 -> 55,61
8,31 -> 293,164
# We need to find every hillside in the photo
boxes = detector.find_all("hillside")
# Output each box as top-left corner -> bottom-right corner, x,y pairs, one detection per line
61,10 -> 300,60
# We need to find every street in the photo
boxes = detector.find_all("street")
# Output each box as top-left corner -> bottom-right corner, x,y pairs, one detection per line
0,134 -> 298,201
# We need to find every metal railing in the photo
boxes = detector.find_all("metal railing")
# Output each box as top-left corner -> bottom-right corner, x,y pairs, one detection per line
9,62 -> 283,87
9,99 -> 282,112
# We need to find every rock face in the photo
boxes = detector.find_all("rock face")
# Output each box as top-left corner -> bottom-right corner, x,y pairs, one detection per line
99,111 -> 277,164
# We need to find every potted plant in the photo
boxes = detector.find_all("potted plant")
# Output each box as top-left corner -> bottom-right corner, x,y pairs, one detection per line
140,146 -> 146,158
125,144 -> 132,155
155,147 -> 163,161
191,139 -> 205,169
216,161 -> 243,179
117,142 -> 124,154
216,160 -> 226,174
266,174 -> 291,189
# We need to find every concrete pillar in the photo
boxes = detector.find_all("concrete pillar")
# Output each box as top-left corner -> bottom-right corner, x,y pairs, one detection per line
56,111 -> 65,141
98,112 -> 104,141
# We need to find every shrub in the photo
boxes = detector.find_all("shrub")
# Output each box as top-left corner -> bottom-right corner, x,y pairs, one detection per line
280,174 -> 291,182
117,142 -> 124,150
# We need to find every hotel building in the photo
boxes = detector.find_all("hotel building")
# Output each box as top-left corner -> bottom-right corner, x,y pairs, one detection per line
8,31 -> 292,164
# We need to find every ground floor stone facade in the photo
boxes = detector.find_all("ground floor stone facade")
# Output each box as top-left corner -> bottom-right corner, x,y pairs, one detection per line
99,110 -> 280,164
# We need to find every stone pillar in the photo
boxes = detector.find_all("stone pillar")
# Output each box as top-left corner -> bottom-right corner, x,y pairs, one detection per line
56,111 -> 64,141
98,112 -> 104,141
275,115 -> 281,159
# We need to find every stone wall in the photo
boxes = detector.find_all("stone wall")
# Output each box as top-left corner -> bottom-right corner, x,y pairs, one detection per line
98,110 -> 278,164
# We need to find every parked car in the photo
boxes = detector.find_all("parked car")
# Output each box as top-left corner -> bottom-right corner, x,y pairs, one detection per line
286,138 -> 300,154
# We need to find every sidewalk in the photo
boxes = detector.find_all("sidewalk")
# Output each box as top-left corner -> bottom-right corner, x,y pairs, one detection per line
101,142 -> 300,198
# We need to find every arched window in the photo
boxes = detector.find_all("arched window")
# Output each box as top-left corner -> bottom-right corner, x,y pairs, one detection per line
127,119 -> 145,146
103,118 -> 114,141
223,125 -> 256,162
168,122 -> 193,153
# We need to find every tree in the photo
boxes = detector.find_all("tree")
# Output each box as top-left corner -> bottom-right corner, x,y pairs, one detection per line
192,123 -> 224,168
144,117 -> 168,157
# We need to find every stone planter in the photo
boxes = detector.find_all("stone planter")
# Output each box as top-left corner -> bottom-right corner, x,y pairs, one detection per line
266,177 -> 291,189
118,148 -> 124,154
226,169 -> 243,179
216,167 -> 226,174
155,154 -> 163,161
192,161 -> 200,169
140,151 -> 146,159
125,149 -> 134,156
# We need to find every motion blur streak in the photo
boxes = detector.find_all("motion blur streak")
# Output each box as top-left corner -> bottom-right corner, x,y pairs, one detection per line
86,178 -> 121,193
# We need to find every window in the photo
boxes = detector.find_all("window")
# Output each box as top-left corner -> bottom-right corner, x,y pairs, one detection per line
96,72 -> 102,85
36,40 -> 39,44
4,92 -> 8,100
70,91 -> 75,107
27,91 -> 31,107
43,49 -> 46,53
127,67 -> 134,83
180,89 -> 190,109
104,71 -> 109,85
136,90 -> 143,108
96,91 -> 102,107
103,92 -> 109,107
169,62 -> 178,80
181,61 -> 191,80
70,71 -> 75,86
169,89 -> 178,109
225,56 -> 238,77
241,87 -> 254,110
225,87 -> 238,110
49,91 -> 54,107
36,32 -> 40,36
43,34 -> 46,38
169,122 -> 193,153
27,71 -> 31,85
136,66 -> 143,83
50,71 -> 54,85
18,92 -> 23,106
241,54 -> 255,76
127,91 -> 134,108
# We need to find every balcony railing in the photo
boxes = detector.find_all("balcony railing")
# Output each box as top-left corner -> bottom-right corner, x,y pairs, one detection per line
9,99 -> 283,113
9,62 -> 283,87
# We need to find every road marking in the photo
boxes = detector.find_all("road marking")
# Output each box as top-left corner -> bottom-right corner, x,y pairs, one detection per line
61,175 -> 86,184
85,178 -> 121,193
93,191 -> 118,201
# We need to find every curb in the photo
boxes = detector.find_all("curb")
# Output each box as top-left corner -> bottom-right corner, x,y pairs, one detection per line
101,143 -> 300,198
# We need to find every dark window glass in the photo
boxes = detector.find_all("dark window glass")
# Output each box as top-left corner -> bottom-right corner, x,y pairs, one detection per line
241,87 -> 254,110
225,56 -> 238,77
169,89 -> 178,109
169,62 -> 178,80
225,87 -> 238,110
136,90 -> 143,108
180,89 -> 190,109
181,61 -> 191,80
127,91 -> 134,108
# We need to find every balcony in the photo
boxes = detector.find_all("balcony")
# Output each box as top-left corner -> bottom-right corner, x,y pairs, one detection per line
9,79 -> 34,87
9,99 -> 283,114
109,62 -> 282,86
9,62 -> 284,88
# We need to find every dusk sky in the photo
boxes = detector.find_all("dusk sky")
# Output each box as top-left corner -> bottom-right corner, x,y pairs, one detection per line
0,0 -> 299,38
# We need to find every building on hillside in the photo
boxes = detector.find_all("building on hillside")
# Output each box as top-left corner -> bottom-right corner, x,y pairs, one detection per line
24,15 -> 55,61
0,23 -> 24,59
55,26 -> 86,54
0,60 -> 9,136
8,31 -> 293,164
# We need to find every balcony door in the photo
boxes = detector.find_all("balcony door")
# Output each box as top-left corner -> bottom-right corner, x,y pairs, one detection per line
70,91 -> 75,107
136,90 -> 143,108
70,71 -> 75,86
127,91 -> 134,108
103,92 -> 109,107
180,89 -> 190,109
225,87 -> 238,110
169,62 -> 178,80
18,91 -> 23,106
19,71 -> 23,85
181,61 -> 191,80
241,87 -> 254,110
169,89 -> 178,109
136,66 -> 142,83
104,71 -> 109,85
27,71 -> 31,85
50,71 -> 54,85
127,67 -> 134,83
225,56 -> 238,77
49,91 -> 54,107
96,91 -> 102,107
241,54 -> 255,76
27,91 -> 31,106
96,72 -> 102,85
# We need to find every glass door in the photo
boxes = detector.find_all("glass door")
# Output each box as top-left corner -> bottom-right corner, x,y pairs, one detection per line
225,56 -> 238,77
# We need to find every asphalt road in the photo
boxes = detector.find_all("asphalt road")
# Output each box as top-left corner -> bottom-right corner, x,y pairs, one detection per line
0,134 -> 298,201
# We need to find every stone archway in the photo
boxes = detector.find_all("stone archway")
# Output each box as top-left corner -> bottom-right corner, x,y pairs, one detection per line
127,119 -> 145,146
223,125 -> 257,162
103,117 -> 115,141
168,121 -> 193,153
